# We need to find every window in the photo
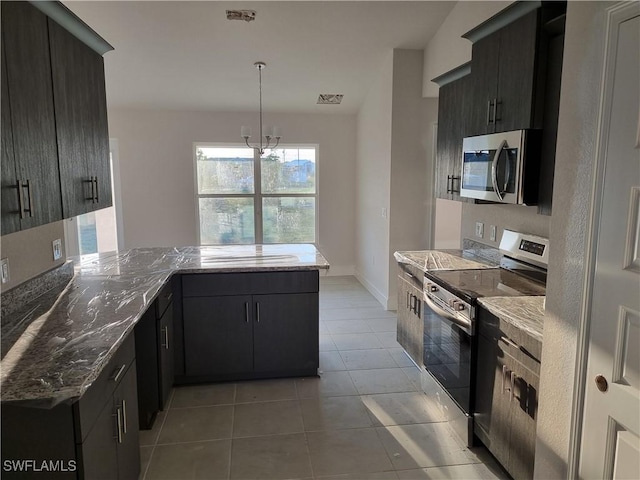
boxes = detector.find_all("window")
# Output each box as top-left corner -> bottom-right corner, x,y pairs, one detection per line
195,145 -> 317,245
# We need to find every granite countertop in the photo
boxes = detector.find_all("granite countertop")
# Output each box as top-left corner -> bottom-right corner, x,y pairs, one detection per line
1,244 -> 329,407
478,296 -> 545,343
393,249 -> 497,272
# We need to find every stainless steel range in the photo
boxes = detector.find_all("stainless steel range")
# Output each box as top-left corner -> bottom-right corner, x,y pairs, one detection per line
421,230 -> 548,447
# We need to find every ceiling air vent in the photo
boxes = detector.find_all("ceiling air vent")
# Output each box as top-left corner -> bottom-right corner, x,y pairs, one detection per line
317,94 -> 344,105
226,10 -> 256,22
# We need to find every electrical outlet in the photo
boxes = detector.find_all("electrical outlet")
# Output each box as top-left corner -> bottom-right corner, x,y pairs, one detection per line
475,222 -> 484,238
53,239 -> 62,261
1,258 -> 9,284
490,225 -> 497,242
381,207 -> 388,219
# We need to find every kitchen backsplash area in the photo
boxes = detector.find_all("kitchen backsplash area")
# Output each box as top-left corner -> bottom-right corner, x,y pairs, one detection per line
461,201 -> 550,248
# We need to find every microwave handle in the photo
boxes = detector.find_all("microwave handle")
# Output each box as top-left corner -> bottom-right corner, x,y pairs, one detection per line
491,139 -> 508,201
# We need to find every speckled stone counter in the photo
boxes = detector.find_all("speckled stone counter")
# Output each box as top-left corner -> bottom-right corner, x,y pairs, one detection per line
478,296 -> 545,359
393,249 -> 497,272
1,244 -> 329,406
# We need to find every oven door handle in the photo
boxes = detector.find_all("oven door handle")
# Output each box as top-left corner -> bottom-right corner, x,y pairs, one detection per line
491,139 -> 507,201
423,294 -> 472,335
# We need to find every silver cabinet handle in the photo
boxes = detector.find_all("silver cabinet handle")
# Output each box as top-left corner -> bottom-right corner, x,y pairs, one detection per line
23,180 -> 33,217
256,302 -> 260,323
493,99 -> 501,123
94,176 -> 99,203
110,364 -> 127,383
86,177 -> 95,202
487,99 -> 494,125
502,365 -> 509,394
406,291 -> 410,309
499,336 -> 519,349
245,302 -> 250,322
404,271 -> 414,279
15,179 -> 25,219
121,400 -> 127,434
161,326 -> 169,349
510,371 -> 516,402
114,408 -> 123,444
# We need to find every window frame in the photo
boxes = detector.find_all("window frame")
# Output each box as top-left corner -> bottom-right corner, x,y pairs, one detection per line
193,142 -> 319,246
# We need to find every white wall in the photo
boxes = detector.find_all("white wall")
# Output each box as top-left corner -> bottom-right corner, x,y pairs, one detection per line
356,49 -> 437,309
535,2 -> 609,478
107,109 -> 357,275
422,1 -> 512,98
355,53 -> 394,304
389,50 -> 435,309
433,199 -> 462,249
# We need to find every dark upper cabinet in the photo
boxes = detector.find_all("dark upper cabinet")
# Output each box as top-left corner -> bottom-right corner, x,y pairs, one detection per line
433,65 -> 471,201
0,1 -> 112,236
1,41 -> 20,236
49,18 -> 112,218
465,9 -> 544,136
1,1 -> 63,234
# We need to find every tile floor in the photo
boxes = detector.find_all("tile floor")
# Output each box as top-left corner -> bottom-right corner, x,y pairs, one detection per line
139,276 -> 507,480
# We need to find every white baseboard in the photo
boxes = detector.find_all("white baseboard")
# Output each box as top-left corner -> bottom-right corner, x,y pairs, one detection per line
354,269 -> 389,310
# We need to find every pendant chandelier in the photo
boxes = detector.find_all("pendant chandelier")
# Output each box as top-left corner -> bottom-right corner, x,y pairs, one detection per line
241,62 -> 281,156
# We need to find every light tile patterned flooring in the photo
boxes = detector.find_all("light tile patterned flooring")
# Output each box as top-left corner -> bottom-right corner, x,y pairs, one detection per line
139,276 -> 507,480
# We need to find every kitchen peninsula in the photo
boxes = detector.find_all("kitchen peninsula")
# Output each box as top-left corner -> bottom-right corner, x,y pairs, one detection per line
1,244 -> 328,479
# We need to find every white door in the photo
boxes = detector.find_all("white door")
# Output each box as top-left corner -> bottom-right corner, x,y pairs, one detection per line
579,3 -> 640,479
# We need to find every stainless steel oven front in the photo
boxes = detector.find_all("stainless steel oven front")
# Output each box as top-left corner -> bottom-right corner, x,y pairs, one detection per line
422,280 -> 476,446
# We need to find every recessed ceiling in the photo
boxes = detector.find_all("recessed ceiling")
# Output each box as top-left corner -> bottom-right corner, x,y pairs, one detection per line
63,1 -> 455,114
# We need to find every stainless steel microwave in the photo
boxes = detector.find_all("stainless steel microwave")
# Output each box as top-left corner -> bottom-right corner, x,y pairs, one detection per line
460,129 -> 542,205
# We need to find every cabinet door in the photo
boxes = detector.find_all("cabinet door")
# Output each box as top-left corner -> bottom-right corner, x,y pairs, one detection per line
1,1 -> 62,230
467,33 -> 500,136
435,75 -> 469,201
253,293 -> 319,374
1,39 -> 19,235
396,275 -> 411,354
134,308 -> 159,430
158,303 -> 175,409
474,334 -> 511,470
113,362 -> 140,480
183,296 -> 253,376
79,400 -> 119,480
506,351 -> 539,480
495,10 -> 539,132
49,18 -> 112,218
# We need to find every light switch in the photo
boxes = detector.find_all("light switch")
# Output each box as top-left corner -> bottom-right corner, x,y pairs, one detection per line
1,258 -> 9,284
53,239 -> 62,260
475,222 -> 484,238
490,225 -> 497,242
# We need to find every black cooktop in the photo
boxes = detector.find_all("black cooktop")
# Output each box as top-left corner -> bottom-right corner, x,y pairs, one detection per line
424,268 -> 546,304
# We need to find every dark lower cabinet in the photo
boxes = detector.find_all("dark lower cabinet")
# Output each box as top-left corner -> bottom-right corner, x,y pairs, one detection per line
135,282 -> 175,428
0,335 -> 139,480
81,362 -> 139,480
253,293 -> 319,374
475,307 -> 540,479
179,271 -> 319,382
183,295 -> 254,377
396,264 -> 423,367
158,300 -> 175,409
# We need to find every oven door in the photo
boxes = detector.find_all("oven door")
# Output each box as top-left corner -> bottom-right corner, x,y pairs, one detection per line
423,296 -> 475,415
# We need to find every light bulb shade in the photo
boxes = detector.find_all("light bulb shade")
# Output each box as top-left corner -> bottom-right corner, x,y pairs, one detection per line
241,126 -> 251,138
273,126 -> 283,138
263,126 -> 274,137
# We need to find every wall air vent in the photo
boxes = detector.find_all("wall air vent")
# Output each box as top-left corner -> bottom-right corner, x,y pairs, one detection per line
317,94 -> 344,105
226,10 -> 256,22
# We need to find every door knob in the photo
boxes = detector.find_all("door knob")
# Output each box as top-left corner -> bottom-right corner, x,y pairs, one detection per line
595,374 -> 608,393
